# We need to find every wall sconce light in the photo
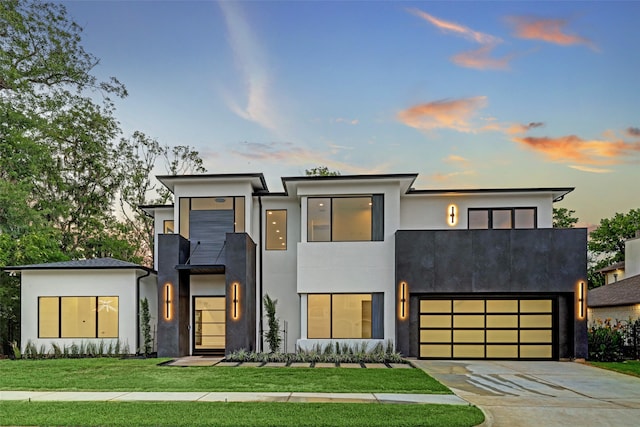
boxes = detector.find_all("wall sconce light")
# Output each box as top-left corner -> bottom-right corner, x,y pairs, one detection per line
398,282 -> 408,320
164,283 -> 173,321
578,281 -> 585,319
232,282 -> 240,320
447,204 -> 458,226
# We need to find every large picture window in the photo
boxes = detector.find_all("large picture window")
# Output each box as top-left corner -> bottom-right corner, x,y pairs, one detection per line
38,296 -> 119,338
179,196 -> 245,238
308,294 -> 383,339
307,196 -> 383,242
266,210 -> 287,250
468,208 -> 537,230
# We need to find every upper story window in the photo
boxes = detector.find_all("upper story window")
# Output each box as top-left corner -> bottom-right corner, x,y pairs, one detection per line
468,207 -> 537,229
266,210 -> 287,250
307,195 -> 384,242
163,220 -> 174,234
179,197 -> 245,238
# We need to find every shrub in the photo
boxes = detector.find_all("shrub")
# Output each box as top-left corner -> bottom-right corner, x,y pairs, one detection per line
140,297 -> 153,356
588,318 -> 625,362
263,294 -> 281,353
225,340 -> 406,365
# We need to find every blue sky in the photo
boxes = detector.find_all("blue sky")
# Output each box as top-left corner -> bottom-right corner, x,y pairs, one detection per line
62,1 -> 640,227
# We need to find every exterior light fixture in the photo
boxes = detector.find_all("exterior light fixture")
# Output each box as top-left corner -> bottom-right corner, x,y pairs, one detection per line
447,204 -> 458,226
164,283 -> 173,321
398,282 -> 408,320
578,281 -> 585,319
232,282 -> 240,320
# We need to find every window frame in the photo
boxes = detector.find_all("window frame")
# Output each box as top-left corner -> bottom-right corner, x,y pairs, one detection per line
467,207 -> 537,230
307,293 -> 376,339
265,209 -> 287,250
37,296 -> 120,339
307,196 -> 382,242
178,196 -> 245,238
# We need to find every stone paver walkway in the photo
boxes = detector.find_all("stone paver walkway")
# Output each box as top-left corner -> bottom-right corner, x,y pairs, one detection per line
167,356 -> 413,368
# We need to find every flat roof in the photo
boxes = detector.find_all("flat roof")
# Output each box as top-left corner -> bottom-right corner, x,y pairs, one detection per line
407,187 -> 574,202
4,257 -> 155,274
157,173 -> 268,193
281,173 -> 418,195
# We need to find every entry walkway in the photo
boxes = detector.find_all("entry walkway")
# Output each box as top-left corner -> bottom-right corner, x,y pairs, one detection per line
0,390 -> 467,405
413,359 -> 640,427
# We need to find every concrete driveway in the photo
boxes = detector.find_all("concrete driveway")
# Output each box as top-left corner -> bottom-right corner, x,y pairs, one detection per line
413,360 -> 640,427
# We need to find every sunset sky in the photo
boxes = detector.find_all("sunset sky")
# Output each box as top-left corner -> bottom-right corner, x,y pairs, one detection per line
62,1 -> 640,227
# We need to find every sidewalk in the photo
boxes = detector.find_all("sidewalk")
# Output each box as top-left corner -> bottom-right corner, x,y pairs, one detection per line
0,390 -> 468,405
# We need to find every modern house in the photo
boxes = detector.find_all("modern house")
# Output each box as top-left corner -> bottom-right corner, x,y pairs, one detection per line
7,172 -> 588,360
588,234 -> 640,322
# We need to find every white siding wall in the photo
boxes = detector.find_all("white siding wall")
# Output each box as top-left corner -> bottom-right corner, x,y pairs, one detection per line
21,269 -> 144,353
589,305 -> 640,323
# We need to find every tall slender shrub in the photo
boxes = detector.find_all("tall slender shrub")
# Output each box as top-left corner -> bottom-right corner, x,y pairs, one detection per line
140,297 -> 152,356
263,294 -> 281,353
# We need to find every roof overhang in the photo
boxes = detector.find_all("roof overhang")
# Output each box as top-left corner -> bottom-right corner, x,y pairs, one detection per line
406,187 -> 575,202
281,174 -> 418,196
139,204 -> 174,218
157,173 -> 268,193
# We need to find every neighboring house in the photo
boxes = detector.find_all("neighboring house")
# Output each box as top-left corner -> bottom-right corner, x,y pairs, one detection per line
588,276 -> 640,322
596,261 -> 625,285
142,173 -> 587,360
588,235 -> 640,322
6,172 -> 589,360
5,258 -> 156,353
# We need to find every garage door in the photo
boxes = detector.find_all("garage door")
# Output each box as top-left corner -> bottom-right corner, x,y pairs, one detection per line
419,298 -> 555,360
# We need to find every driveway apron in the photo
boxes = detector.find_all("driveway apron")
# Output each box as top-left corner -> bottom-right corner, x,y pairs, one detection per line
413,360 -> 640,427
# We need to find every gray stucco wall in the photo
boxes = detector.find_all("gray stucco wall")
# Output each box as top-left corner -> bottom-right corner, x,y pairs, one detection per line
157,234 -> 191,357
225,233 -> 257,354
395,228 -> 587,359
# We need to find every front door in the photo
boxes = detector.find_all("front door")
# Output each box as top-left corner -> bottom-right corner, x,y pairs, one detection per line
193,296 -> 225,355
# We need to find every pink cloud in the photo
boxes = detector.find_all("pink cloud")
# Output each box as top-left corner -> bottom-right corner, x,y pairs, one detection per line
508,16 -> 597,50
512,135 -> 640,165
451,45 -> 514,71
397,97 -> 487,133
407,8 -> 500,44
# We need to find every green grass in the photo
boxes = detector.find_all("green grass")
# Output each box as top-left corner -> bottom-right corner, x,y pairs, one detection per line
0,401 -> 484,427
0,358 -> 450,393
589,360 -> 640,378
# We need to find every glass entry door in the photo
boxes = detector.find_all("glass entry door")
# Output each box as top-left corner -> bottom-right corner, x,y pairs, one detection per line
194,297 -> 225,354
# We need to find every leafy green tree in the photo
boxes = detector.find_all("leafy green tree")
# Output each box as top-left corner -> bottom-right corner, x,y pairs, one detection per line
0,0 -> 132,348
553,207 -> 578,228
1,0 -> 131,258
588,208 -> 640,288
117,131 -> 206,265
305,166 -> 340,176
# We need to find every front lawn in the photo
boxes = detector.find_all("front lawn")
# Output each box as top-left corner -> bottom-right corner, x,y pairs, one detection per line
589,360 -> 640,378
0,401 -> 484,427
0,358 -> 450,394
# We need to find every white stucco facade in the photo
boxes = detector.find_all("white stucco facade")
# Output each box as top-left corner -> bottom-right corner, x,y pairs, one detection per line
19,267 -> 156,353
